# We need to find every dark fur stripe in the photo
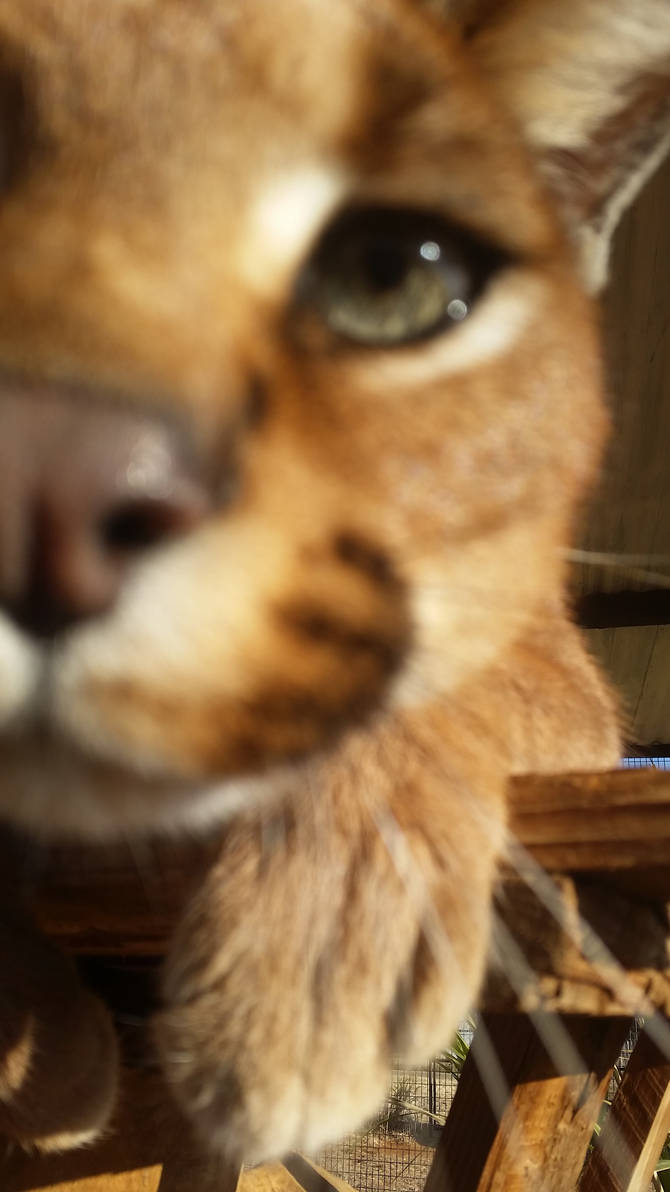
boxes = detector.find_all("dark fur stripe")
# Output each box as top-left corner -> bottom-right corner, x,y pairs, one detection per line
279,603 -> 404,669
332,531 -> 399,590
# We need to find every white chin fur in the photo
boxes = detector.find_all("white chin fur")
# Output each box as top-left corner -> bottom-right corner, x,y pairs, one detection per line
0,618 -> 40,725
0,607 -> 290,839
0,735 -> 289,840
0,518 -> 302,838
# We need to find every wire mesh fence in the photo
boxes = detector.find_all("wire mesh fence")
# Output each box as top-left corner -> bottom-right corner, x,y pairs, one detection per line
608,1017 -> 643,1099
621,757 -> 670,769
316,1020 -> 473,1192
317,1049 -> 465,1192
316,1020 -> 647,1192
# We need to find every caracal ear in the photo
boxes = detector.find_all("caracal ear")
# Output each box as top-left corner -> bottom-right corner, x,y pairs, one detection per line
444,0 -> 670,291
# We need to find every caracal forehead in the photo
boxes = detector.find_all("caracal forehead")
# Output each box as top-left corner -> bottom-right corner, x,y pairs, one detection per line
0,0 -> 379,144
0,0 -> 416,262
0,0 -> 553,265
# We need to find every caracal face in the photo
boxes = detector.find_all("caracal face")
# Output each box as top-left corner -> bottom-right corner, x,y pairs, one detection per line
0,0 -> 604,837
0,0 -> 669,1167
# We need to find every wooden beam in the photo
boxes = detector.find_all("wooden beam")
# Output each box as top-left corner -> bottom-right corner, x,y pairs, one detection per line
577,590 -> 670,629
506,768 -> 670,874
0,825 -> 222,957
0,1066 -> 240,1192
579,1028 -> 670,1192
626,746 -> 670,759
423,1013 -> 631,1192
0,1064 -> 356,1192
3,769 -> 670,1017
486,770 -> 670,1015
281,1154 -> 358,1192
481,873 -> 670,1017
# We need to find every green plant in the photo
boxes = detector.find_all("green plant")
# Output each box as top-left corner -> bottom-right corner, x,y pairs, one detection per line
369,1076 -> 417,1135
435,1017 -> 475,1079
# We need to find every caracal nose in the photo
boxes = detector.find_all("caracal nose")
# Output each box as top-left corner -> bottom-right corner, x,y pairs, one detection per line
0,385 -> 209,639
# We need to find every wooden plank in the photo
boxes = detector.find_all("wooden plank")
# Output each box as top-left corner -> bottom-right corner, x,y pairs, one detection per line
3,769 -> 670,1018
632,627 -> 670,746
0,1153 -> 355,1192
0,1066 -> 240,1192
423,1014 -> 631,1192
482,873 -> 670,1017
282,1154 -> 359,1192
240,1161 -> 357,1192
0,1075 -> 353,1192
577,152 -> 670,600
506,767 -> 670,871
587,624 -> 670,750
487,770 -> 670,1016
0,1167 -> 163,1192
578,592 -> 670,629
579,1028 -> 670,1192
0,825 -> 222,957
586,628 -> 658,747
8,768 -> 670,949
574,154 -> 670,745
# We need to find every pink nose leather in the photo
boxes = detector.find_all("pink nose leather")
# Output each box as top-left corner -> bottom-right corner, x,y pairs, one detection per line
0,384 -> 209,639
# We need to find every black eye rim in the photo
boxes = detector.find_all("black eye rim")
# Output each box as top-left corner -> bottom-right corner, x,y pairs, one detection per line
293,203 -> 515,350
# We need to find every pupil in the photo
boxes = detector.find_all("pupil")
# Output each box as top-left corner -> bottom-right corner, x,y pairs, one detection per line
363,241 -> 409,291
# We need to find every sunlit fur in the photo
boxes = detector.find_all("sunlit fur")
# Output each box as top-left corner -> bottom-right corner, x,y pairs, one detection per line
0,0 -> 668,1165
0,0 -> 612,827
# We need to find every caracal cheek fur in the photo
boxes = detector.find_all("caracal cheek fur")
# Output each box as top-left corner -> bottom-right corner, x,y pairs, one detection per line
0,0 -> 668,1166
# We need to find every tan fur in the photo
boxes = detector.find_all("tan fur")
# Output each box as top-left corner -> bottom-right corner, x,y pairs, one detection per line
465,0 -> 670,288
0,0 -> 667,1164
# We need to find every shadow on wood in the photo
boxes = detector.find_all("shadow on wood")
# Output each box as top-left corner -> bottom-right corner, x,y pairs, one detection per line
424,1014 -> 632,1192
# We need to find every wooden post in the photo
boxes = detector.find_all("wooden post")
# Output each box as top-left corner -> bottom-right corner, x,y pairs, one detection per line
423,1014 -> 631,1192
0,1066 -> 241,1192
579,1026 -> 670,1192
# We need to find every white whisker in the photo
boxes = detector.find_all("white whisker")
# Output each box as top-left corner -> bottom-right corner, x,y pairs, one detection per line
365,788 -> 526,1146
565,549 -> 670,588
565,548 -> 670,567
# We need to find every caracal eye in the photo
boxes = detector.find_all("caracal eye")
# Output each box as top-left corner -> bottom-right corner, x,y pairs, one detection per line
297,206 -> 508,346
